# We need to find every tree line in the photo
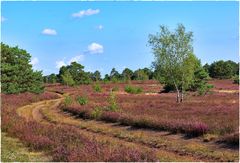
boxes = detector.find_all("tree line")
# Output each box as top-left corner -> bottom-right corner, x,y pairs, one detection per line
43,64 -> 156,85
1,24 -> 239,100
43,59 -> 239,87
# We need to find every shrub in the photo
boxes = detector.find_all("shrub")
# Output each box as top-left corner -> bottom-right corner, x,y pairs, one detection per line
93,83 -> 102,92
124,85 -> 142,94
197,84 -> 213,96
91,107 -> 103,119
76,96 -> 88,105
64,96 -> 73,106
111,77 -> 119,83
106,92 -> 119,111
233,75 -> 239,84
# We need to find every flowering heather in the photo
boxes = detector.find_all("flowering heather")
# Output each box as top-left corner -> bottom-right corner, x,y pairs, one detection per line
2,92 -> 157,161
59,79 -> 238,140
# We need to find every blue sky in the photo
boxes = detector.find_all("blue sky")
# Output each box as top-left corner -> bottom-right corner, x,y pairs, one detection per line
1,1 -> 239,76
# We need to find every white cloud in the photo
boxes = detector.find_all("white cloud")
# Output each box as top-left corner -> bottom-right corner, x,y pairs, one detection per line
68,55 -> 84,64
30,57 -> 39,66
42,28 -> 57,35
97,25 -> 103,30
72,9 -> 100,18
1,16 -> 7,22
56,60 -> 66,69
56,55 -> 85,69
87,42 -> 103,54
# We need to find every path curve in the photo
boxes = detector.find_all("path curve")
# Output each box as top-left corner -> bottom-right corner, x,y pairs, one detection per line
16,92 -> 238,162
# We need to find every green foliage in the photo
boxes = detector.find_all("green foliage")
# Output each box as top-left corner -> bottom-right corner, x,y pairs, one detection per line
111,77 -> 119,83
90,70 -> 101,82
110,68 -> 121,82
64,95 -> 73,107
59,62 -> 91,85
1,43 -> 44,94
132,69 -> 149,81
103,74 -> 110,82
149,24 -> 195,96
107,92 -> 119,111
76,96 -> 88,105
93,83 -> 102,92
122,68 -> 133,81
233,75 -> 239,84
197,84 -> 214,96
143,68 -> 154,80
208,60 -> 238,79
91,107 -> 103,119
190,67 -> 211,94
44,73 -> 58,83
125,85 -> 143,94
203,63 -> 210,74
61,70 -> 75,86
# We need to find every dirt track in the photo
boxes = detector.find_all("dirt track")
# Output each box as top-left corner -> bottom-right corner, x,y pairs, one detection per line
16,92 -> 239,162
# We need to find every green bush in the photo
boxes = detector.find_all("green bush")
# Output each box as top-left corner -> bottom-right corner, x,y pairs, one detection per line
93,83 -> 102,92
91,107 -> 103,119
111,77 -> 119,83
64,96 -> 72,106
107,92 -> 119,111
233,75 -> 239,84
197,84 -> 213,96
124,85 -> 143,94
76,96 -> 88,105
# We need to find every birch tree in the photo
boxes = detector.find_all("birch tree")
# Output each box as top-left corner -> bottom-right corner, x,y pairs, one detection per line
148,24 -> 195,103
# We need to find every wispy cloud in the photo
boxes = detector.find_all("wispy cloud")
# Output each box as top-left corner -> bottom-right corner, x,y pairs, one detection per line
87,42 -> 104,54
68,55 -> 84,64
72,9 -> 100,18
42,28 -> 57,35
30,57 -> 39,66
56,55 -> 84,69
1,16 -> 7,23
97,25 -> 103,30
55,60 -> 66,69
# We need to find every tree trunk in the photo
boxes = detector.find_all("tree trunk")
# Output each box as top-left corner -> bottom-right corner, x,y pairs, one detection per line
176,89 -> 180,103
180,91 -> 183,102
173,81 -> 180,103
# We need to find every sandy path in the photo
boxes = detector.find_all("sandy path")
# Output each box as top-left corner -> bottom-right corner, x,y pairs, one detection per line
16,92 -> 239,162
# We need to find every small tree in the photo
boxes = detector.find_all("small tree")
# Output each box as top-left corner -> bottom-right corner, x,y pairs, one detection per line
61,70 -> 75,86
148,24 -> 195,103
132,69 -> 148,81
122,68 -> 133,81
110,68 -> 121,81
91,70 -> 101,81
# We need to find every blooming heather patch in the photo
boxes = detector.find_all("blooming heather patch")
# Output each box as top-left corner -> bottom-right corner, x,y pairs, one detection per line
2,92 -> 157,161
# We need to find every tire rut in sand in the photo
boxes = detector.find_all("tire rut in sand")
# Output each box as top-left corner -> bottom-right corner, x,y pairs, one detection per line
17,92 -> 238,162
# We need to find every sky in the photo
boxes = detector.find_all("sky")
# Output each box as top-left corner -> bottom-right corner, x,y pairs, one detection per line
1,1 -> 239,76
